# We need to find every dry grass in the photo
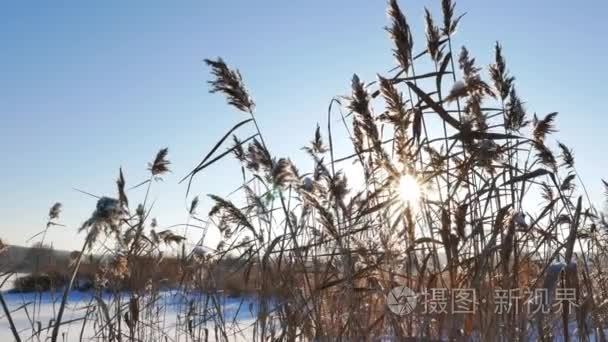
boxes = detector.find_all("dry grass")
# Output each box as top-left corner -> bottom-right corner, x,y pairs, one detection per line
2,1 -> 608,341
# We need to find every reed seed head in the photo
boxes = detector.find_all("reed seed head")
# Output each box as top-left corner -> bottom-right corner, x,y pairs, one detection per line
387,0 -> 413,73
205,57 -> 255,113
149,147 -> 171,177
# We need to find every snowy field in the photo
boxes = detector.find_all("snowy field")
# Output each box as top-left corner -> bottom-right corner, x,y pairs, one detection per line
1,276 -> 604,341
0,289 -> 256,341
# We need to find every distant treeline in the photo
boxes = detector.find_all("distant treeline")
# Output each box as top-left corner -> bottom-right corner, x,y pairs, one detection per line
0,244 -> 269,296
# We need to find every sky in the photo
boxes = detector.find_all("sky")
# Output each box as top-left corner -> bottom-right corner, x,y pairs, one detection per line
1,0 -> 607,251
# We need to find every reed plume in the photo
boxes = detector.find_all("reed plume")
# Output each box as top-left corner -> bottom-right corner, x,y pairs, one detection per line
387,0 -> 413,74
148,147 -> 170,177
204,58 -> 255,113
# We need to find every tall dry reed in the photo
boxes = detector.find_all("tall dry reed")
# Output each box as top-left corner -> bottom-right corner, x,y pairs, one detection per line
2,1 -> 607,341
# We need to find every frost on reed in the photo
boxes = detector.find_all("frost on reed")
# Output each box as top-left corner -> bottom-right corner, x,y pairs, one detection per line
3,1 -> 608,341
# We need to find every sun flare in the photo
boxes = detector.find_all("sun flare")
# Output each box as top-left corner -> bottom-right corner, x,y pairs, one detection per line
398,174 -> 421,205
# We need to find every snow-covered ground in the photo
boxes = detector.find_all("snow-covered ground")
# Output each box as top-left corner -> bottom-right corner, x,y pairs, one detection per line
0,289 -> 257,341
1,277 -> 604,341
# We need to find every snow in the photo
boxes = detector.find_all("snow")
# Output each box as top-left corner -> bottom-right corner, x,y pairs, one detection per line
0,290 -> 256,341
448,80 -> 467,98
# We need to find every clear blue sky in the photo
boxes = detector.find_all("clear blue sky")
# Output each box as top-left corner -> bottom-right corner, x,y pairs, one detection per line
1,0 -> 607,251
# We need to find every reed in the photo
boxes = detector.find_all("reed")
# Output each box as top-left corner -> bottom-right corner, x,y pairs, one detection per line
2,1 -> 607,341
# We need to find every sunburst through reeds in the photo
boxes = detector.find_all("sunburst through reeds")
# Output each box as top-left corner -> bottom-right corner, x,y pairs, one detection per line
5,1 -> 608,341
398,173 -> 421,205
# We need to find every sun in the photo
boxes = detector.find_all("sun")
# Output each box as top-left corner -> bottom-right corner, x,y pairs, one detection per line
398,174 -> 421,205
